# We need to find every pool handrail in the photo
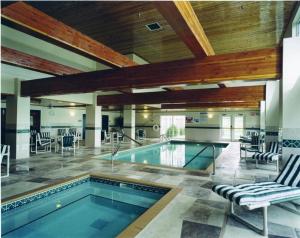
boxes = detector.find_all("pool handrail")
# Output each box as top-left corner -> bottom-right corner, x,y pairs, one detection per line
160,134 -> 170,142
183,144 -> 216,175
115,128 -> 143,146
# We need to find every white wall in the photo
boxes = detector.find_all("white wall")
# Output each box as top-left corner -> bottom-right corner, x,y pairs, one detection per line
2,102 -> 122,139
136,110 -> 260,141
282,37 -> 300,160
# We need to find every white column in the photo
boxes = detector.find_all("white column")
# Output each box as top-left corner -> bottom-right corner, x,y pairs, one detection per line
265,80 -> 280,145
85,95 -> 101,147
123,105 -> 135,140
5,79 -> 30,159
260,100 -> 266,132
282,37 -> 300,162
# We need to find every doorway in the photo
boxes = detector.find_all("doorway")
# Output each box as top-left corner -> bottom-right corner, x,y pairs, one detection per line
233,115 -> 244,140
160,115 -> 185,139
102,115 -> 109,132
30,110 -> 41,132
1,108 -> 6,144
221,115 -> 231,140
82,114 -> 86,140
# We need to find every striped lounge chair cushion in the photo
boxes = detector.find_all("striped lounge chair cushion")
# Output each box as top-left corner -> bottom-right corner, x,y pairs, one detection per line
212,182 -> 300,207
269,142 -> 280,153
252,152 -> 279,162
275,154 -> 300,186
212,154 -> 300,208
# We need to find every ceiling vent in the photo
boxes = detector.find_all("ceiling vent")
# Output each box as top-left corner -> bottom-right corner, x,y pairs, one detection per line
145,22 -> 162,31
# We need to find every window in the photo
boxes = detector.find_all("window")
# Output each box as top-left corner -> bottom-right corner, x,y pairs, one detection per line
221,115 -> 231,140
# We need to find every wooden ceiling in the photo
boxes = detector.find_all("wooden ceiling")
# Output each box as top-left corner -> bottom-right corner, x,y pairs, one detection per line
27,1 -> 294,63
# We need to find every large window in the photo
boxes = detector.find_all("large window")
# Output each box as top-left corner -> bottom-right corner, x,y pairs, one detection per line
160,115 -> 185,139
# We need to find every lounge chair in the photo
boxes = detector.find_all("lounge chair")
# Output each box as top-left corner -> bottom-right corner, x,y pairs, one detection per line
212,154 -> 300,236
1,145 -> 10,178
252,141 -> 281,172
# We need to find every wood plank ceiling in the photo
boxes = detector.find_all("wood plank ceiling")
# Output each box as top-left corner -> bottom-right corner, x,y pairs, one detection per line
27,1 -> 294,63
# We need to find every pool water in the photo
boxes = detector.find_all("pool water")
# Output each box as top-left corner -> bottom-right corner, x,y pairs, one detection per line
107,142 -> 227,170
2,179 -> 166,238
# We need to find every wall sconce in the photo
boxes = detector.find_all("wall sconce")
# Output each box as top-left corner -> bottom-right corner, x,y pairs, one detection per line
208,113 -> 213,119
143,113 -> 149,119
69,110 -> 75,117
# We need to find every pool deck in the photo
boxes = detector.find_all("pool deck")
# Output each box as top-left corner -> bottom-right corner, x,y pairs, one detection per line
1,140 -> 300,238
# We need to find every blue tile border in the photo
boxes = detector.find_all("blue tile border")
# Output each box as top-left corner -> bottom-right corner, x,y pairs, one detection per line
283,139 -> 300,148
1,176 -> 169,214
1,177 -> 89,213
90,177 -> 169,194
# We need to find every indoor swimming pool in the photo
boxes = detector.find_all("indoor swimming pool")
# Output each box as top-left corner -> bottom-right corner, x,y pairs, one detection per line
101,141 -> 228,170
1,175 -> 172,238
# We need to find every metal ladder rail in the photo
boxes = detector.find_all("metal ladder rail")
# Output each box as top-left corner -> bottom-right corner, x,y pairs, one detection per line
183,144 -> 216,175
115,129 -> 143,146
122,133 -> 143,146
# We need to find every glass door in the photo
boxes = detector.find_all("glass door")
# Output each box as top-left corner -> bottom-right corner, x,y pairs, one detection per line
233,115 -> 244,140
160,115 -> 185,139
221,115 -> 232,140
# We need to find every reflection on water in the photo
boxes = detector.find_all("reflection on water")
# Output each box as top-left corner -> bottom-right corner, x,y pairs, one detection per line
113,142 -> 226,170
160,144 -> 186,167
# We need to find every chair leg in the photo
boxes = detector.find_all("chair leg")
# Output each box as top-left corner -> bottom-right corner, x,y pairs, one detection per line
7,155 -> 10,177
229,202 -> 269,237
263,206 -> 268,237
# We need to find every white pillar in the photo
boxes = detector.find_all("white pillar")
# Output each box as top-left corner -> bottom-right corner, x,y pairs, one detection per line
260,100 -> 266,132
123,105 -> 135,140
85,95 -> 101,147
265,80 -> 280,145
282,37 -> 300,162
5,79 -> 30,159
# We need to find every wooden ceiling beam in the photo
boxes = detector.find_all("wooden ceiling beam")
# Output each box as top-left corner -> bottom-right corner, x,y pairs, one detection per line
97,86 -> 265,106
20,48 -> 280,97
155,1 -> 214,58
1,46 -> 82,75
161,101 -> 260,109
1,2 -> 136,68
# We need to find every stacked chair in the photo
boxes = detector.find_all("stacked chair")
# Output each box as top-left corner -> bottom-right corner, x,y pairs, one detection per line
68,129 -> 81,148
136,129 -> 146,141
212,154 -> 300,237
1,144 -> 10,178
240,135 -> 262,159
57,135 -> 76,156
30,131 -> 52,154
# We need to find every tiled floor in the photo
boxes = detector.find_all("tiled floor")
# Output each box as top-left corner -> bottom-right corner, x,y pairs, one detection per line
1,140 -> 300,238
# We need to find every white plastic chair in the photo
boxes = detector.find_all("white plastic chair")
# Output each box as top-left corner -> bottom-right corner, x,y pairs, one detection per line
1,145 -> 10,178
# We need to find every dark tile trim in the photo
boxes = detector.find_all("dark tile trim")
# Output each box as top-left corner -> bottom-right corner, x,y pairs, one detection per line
283,139 -> 300,148
85,127 -> 101,130
5,129 -> 30,134
266,131 -> 279,136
